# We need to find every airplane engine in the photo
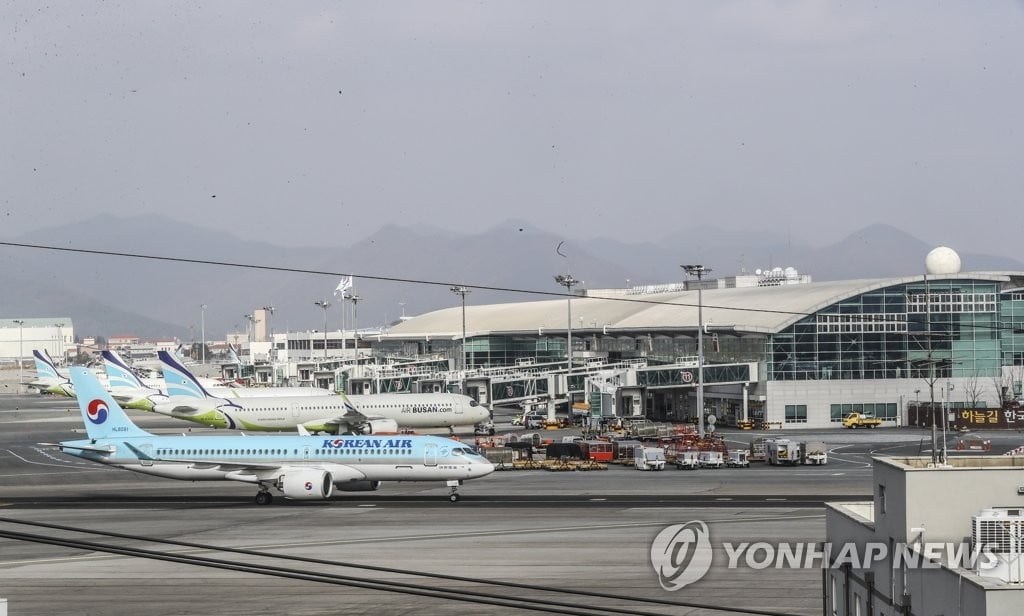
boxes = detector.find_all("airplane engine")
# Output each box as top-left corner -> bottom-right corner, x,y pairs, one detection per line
279,469 -> 334,500
359,419 -> 399,434
336,480 -> 381,492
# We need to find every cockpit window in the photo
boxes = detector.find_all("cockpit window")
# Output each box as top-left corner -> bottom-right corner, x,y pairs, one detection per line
469,399 -> 479,407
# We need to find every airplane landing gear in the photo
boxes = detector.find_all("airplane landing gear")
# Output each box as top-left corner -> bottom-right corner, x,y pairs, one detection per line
446,479 -> 462,503
255,486 -> 273,506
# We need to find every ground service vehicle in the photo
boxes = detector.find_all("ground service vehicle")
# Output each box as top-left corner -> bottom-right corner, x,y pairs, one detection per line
842,412 -> 881,429
748,438 -> 766,462
765,438 -> 801,466
803,442 -> 828,465
674,450 -> 700,469
727,450 -> 750,467
698,451 -> 725,469
635,447 -> 666,471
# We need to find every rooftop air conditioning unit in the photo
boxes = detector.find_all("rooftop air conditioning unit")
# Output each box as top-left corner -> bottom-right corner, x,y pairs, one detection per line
973,508 -> 1024,583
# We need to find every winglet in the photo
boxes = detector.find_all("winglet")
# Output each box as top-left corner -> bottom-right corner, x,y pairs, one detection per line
68,367 -> 151,439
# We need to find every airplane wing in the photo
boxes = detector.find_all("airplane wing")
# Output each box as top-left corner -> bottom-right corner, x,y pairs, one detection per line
317,409 -> 395,429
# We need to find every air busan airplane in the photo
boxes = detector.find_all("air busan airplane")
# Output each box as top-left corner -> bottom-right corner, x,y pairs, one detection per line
104,350 -> 334,411
155,351 -> 334,399
25,349 -> 75,397
154,351 -> 490,434
43,368 -> 494,505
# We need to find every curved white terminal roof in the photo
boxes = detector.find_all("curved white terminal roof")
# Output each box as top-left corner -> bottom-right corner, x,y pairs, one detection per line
385,273 -> 1022,340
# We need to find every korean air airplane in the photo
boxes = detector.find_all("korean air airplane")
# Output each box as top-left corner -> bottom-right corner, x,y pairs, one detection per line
155,351 -> 491,434
43,368 -> 494,505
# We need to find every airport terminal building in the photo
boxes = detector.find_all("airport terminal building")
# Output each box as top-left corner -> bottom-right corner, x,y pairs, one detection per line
374,251 -> 1024,429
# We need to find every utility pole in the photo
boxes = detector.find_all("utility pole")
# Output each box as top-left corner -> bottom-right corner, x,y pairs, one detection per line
450,286 -> 471,370
682,265 -> 712,439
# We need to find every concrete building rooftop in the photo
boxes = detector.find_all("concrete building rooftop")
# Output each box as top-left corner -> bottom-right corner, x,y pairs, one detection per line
876,455 -> 1024,470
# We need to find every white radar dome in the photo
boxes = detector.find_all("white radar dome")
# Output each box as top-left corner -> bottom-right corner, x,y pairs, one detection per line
925,246 -> 961,275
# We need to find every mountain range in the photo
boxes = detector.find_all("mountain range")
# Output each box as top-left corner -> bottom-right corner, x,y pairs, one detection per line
1,216 -> 1020,340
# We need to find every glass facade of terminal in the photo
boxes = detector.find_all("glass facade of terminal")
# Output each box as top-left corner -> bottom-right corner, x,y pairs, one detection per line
767,279 -> 1022,382
464,336 -> 566,367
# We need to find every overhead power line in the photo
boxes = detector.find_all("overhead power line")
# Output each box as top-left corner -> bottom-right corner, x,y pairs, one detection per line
0,240 -> 809,317
4,240 -> 1024,335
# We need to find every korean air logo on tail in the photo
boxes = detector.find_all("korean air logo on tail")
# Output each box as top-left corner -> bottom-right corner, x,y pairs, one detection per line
86,399 -> 110,425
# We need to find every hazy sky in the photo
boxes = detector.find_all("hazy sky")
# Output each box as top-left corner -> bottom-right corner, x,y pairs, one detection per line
3,2 -> 1023,253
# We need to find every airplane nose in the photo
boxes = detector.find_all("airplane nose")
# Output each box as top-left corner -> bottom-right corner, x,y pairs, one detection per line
474,460 -> 496,478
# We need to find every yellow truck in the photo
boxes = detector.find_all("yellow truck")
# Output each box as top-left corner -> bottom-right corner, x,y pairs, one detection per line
842,412 -> 882,429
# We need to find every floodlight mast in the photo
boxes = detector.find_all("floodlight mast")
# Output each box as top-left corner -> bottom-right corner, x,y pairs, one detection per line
314,300 -> 330,359
450,286 -> 471,371
554,274 -> 579,404
682,265 -> 712,439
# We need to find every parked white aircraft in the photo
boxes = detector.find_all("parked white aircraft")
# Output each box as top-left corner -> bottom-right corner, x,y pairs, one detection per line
154,351 -> 491,434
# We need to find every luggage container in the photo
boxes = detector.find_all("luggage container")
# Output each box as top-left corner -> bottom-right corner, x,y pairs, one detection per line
612,439 -> 644,464
579,440 -> 614,462
545,442 -> 584,461
482,447 -> 514,470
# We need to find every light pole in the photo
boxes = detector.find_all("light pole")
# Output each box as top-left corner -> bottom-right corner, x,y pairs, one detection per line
314,300 -> 330,360
244,314 -> 255,345
682,264 -> 712,439
200,304 -> 207,364
450,286 -> 471,370
261,306 -> 275,341
13,319 -> 24,393
53,323 -> 64,364
924,272 -> 938,465
554,274 -> 579,400
348,294 -> 361,360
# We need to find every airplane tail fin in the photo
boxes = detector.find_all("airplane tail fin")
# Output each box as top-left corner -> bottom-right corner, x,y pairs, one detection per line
228,344 -> 241,365
159,350 -> 215,399
42,348 -> 67,377
102,350 -> 155,391
33,350 -> 61,381
68,367 -> 151,439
